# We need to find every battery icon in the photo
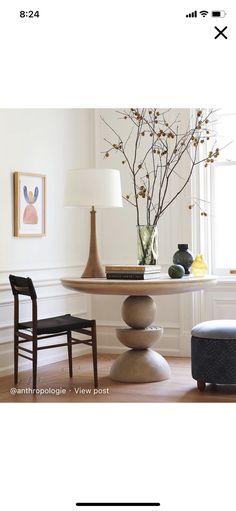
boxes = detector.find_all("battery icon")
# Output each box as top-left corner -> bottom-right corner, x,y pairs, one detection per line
212,10 -> 227,17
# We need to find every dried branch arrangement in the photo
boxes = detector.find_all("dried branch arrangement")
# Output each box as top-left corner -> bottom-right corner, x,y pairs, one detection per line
102,108 -> 219,226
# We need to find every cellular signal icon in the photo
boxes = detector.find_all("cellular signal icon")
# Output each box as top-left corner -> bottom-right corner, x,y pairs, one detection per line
186,10 -> 197,17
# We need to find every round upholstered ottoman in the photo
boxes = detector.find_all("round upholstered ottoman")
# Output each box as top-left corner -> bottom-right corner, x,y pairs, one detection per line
191,320 -> 236,391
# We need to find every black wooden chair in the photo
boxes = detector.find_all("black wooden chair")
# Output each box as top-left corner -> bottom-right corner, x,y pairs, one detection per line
9,274 -> 98,390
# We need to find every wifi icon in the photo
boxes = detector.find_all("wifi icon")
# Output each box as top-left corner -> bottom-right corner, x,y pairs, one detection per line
200,10 -> 209,17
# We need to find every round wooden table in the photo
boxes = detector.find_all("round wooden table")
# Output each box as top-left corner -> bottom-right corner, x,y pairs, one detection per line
62,276 -> 217,383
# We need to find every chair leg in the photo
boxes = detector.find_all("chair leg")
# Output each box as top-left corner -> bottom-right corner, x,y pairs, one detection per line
14,335 -> 18,385
91,321 -> 98,388
32,339 -> 38,390
197,380 -> 206,392
67,331 -> 73,378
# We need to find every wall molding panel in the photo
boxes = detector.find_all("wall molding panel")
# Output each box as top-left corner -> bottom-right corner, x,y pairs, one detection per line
204,283 -> 236,321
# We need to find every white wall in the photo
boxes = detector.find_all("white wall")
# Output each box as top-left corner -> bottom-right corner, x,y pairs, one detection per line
0,109 -> 95,376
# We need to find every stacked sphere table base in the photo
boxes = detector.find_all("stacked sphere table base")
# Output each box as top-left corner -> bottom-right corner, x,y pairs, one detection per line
110,295 -> 171,383
61,276 -> 217,384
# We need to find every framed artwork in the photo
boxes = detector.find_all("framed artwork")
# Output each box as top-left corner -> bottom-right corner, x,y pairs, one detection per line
14,172 -> 46,237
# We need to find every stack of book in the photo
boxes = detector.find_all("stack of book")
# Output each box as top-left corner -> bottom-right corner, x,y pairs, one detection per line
105,265 -> 161,280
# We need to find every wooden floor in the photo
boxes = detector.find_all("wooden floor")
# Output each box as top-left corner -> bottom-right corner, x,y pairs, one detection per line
1,354 -> 236,403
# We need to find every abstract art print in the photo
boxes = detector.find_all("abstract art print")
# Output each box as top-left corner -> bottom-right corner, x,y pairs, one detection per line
14,172 -> 46,237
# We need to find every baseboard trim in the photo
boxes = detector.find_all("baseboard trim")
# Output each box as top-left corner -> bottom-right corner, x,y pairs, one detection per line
0,345 -> 91,377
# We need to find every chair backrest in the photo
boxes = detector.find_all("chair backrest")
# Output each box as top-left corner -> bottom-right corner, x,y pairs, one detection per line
9,275 -> 37,300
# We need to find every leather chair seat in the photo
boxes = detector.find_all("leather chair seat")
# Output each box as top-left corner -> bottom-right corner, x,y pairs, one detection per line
19,313 -> 93,334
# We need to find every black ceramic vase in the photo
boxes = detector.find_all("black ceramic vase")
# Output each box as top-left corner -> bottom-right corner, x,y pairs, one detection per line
173,244 -> 193,275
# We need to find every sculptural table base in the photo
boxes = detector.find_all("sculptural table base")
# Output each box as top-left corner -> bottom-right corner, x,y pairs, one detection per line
110,295 -> 171,383
62,275 -> 217,383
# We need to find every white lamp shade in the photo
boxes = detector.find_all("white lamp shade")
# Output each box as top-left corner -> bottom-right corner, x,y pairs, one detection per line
64,168 -> 123,208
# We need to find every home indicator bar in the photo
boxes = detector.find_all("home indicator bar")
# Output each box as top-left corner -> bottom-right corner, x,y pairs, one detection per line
76,504 -> 161,507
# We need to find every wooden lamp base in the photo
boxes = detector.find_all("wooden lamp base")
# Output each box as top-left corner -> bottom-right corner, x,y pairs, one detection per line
81,207 -> 105,278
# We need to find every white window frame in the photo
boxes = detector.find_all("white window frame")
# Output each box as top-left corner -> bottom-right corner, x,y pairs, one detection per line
210,160 -> 236,275
190,108 -> 212,271
191,109 -> 236,276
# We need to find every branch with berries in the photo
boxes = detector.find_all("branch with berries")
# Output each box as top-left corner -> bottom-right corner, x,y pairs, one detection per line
102,109 -> 220,226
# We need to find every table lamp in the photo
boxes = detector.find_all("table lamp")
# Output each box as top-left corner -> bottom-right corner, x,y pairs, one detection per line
64,168 -> 123,278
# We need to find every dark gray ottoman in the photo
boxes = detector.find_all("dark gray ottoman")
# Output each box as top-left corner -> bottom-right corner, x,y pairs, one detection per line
191,320 -> 236,391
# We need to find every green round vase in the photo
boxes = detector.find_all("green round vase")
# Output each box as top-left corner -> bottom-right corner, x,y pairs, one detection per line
173,244 -> 193,275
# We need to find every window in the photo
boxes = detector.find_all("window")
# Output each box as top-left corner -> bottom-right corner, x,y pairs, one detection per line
211,111 -> 236,274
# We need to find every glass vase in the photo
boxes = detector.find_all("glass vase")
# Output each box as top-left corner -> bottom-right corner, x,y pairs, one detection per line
173,244 -> 193,275
137,225 -> 158,266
